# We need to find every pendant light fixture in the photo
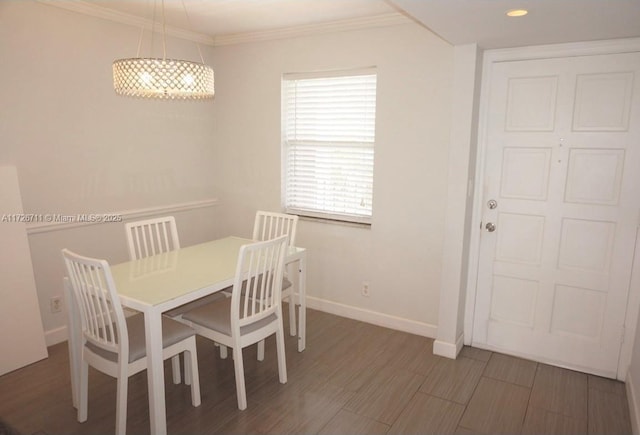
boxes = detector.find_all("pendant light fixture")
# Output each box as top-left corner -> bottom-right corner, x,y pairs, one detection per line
113,0 -> 214,100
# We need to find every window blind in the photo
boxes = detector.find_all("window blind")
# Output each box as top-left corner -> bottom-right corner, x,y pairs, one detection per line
282,70 -> 377,223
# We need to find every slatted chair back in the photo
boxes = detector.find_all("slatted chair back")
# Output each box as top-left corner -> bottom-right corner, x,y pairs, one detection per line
252,211 -> 298,246
232,235 -> 288,332
125,216 -> 180,260
62,249 -> 129,363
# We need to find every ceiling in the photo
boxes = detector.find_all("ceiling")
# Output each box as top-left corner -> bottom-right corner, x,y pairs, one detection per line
393,0 -> 640,49
87,0 -> 399,35
42,0 -> 640,49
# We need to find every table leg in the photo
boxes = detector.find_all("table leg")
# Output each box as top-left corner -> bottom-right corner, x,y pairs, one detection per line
287,263 -> 297,337
144,310 -> 167,435
64,278 -> 80,409
298,254 -> 307,352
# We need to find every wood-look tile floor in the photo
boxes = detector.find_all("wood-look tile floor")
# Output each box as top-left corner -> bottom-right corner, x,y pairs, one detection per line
0,308 -> 632,434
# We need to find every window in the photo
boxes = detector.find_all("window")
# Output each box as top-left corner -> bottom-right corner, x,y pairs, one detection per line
282,68 -> 377,224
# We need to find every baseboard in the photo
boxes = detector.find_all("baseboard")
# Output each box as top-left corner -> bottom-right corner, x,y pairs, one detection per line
45,325 -> 68,346
628,370 -> 640,435
433,334 -> 464,359
306,296 -> 437,338
46,297 -> 439,347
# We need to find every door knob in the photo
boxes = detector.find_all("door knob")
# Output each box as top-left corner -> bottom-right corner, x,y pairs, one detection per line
485,222 -> 496,232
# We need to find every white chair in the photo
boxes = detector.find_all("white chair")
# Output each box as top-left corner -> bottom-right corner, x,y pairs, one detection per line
252,211 -> 299,359
182,235 -> 289,410
62,249 -> 201,435
220,211 -> 299,360
124,216 -> 224,382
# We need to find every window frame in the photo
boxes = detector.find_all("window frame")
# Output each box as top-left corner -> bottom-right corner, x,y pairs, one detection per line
281,67 -> 377,225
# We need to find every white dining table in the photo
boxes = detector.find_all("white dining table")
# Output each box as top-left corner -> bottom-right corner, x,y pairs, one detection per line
64,236 -> 307,435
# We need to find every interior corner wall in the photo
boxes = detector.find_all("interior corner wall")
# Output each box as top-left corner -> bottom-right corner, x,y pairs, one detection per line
433,44 -> 482,358
208,23 -> 454,334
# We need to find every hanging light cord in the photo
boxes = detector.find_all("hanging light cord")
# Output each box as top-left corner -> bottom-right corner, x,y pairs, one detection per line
133,0 -> 204,63
135,26 -> 144,58
134,0 -> 161,58
135,0 -> 155,58
180,0 -> 206,64
161,0 -> 167,60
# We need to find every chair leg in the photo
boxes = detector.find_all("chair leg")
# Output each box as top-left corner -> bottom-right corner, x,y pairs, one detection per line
171,355 -> 182,384
220,344 -> 228,359
78,360 -> 89,422
184,353 -> 192,386
287,296 -> 297,336
257,340 -> 265,361
232,347 -> 247,410
186,345 -> 201,407
275,323 -> 288,385
115,374 -> 128,435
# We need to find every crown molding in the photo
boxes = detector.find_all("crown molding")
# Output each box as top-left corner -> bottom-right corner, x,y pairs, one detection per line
37,1 -> 411,47
36,0 -> 216,46
214,12 -> 412,46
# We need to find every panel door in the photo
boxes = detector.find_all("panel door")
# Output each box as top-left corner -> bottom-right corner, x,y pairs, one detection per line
473,52 -> 640,377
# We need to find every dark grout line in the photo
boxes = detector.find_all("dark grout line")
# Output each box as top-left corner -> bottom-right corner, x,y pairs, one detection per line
520,361 -> 539,433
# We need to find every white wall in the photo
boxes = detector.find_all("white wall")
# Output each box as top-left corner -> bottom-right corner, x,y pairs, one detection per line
209,23 -> 453,334
627,235 -> 640,433
1,1 -> 454,342
0,1 -> 224,340
629,313 -> 640,434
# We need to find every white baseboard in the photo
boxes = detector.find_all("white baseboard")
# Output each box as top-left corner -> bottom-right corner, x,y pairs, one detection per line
433,334 -> 464,359
46,297 -> 438,348
45,325 -> 68,346
628,370 -> 640,435
306,296 -> 437,338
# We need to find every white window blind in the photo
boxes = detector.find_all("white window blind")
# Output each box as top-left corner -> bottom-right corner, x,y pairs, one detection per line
282,69 -> 377,223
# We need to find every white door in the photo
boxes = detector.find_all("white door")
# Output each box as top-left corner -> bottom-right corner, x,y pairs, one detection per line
472,52 -> 640,377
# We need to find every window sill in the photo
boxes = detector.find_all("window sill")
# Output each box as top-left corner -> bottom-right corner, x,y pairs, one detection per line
296,214 -> 372,229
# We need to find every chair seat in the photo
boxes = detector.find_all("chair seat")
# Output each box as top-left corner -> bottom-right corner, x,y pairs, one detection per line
183,297 -> 277,336
165,292 -> 227,317
282,277 -> 292,291
86,313 -> 196,363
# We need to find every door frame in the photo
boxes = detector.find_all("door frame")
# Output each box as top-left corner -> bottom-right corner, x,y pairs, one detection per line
464,37 -> 640,380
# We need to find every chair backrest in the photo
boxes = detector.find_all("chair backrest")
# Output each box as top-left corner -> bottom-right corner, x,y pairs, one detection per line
231,235 -> 288,333
62,249 -> 129,362
252,211 -> 298,246
125,216 -> 180,260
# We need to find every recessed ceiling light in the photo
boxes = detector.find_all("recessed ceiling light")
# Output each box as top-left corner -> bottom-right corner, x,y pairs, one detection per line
506,9 -> 528,17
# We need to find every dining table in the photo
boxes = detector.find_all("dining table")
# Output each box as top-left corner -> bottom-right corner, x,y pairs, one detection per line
64,236 -> 307,435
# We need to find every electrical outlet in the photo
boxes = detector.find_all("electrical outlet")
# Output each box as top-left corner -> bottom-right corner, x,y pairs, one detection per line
361,281 -> 370,297
50,296 -> 62,313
